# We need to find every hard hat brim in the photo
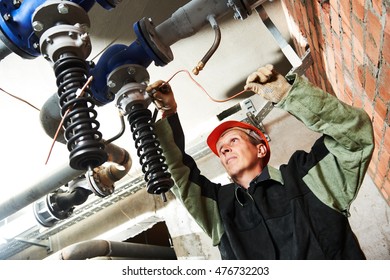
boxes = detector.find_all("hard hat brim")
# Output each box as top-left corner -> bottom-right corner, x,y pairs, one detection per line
206,120 -> 270,165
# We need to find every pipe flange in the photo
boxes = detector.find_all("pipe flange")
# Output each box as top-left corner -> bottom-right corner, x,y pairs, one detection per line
227,0 -> 248,20
39,24 -> 91,62
107,64 -> 150,94
115,83 -> 151,116
86,169 -> 114,197
32,1 -> 90,37
137,17 -> 173,66
107,64 -> 151,115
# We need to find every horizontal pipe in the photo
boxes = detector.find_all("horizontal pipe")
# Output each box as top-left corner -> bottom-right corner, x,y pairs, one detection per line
46,239 -> 176,260
0,162 -> 83,221
0,142 -> 132,221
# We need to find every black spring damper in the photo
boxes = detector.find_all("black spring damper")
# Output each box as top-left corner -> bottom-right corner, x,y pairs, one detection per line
127,103 -> 173,201
54,54 -> 107,170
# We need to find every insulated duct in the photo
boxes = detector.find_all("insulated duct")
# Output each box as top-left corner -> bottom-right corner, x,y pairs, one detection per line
45,239 -> 176,260
0,162 -> 83,221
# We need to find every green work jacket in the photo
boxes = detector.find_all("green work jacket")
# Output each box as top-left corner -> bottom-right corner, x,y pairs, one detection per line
154,75 -> 374,259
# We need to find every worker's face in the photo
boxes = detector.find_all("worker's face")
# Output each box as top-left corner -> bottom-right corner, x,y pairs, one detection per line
216,129 -> 266,178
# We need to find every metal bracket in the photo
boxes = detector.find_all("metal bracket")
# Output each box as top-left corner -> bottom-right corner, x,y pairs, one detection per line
241,5 -> 315,140
287,49 -> 313,76
15,237 -> 52,253
256,5 -> 302,68
241,99 -> 271,141
215,3 -> 315,141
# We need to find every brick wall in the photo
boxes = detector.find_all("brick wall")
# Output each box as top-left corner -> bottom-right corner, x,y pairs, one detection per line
281,0 -> 390,205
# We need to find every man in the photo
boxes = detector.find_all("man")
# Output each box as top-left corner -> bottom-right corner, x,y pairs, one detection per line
148,65 -> 374,259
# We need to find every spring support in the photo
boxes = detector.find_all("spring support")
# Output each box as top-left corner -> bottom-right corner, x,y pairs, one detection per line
54,55 -> 107,170
127,103 -> 173,201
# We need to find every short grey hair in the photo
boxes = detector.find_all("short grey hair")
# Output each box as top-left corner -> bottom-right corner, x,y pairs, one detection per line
221,127 -> 263,145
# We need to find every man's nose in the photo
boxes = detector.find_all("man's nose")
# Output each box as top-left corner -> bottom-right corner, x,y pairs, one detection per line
221,145 -> 231,155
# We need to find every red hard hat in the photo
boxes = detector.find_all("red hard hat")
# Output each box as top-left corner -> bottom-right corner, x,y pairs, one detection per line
206,120 -> 270,165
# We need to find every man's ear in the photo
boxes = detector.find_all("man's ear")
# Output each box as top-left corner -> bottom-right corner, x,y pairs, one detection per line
257,143 -> 268,159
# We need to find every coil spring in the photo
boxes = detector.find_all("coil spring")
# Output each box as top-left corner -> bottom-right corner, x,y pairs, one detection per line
54,55 -> 107,170
127,103 -> 173,199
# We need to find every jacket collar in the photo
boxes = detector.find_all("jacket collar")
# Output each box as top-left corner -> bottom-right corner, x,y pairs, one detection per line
248,165 -> 284,189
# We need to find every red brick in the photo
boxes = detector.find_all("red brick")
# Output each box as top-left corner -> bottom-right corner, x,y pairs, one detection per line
373,115 -> 384,138
339,0 -> 352,29
365,68 -> 377,102
333,31 -> 342,63
344,80 -> 354,105
312,59 -> 321,85
285,0 -> 297,23
367,162 -> 376,178
295,2 -> 304,31
335,61 -> 344,86
329,6 -> 340,34
352,0 -> 366,22
366,10 -> 382,66
383,180 -> 390,205
371,145 -> 380,167
386,6 -> 390,34
326,45 -> 336,72
355,63 -> 366,88
320,77 -> 327,93
342,40 -> 353,70
303,9 -> 310,34
352,19 -> 365,65
374,98 -> 388,124
309,21 -> 320,51
384,126 -> 390,154
377,148 -> 389,181
305,0 -> 316,24
384,122 -> 390,142
378,63 -> 390,102
354,93 -> 364,108
281,0 -> 292,12
374,172 -> 384,188
305,67 -> 315,81
380,186 -> 389,201
354,78 -> 365,97
364,100 -> 375,119
383,20 -> 390,65
323,23 -> 331,41
372,0 -> 383,16
321,1 -> 331,15
342,18 -> 353,41
316,51 -> 325,72
313,0 -> 323,17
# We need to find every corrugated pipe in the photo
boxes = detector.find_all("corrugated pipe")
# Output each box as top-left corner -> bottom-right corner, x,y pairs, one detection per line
45,240 -> 176,260
192,14 -> 221,75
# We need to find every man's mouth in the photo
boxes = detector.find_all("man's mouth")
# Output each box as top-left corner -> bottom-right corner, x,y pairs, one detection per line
226,156 -> 237,165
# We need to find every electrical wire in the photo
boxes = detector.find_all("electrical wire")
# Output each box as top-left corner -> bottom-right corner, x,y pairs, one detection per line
0,87 -> 40,111
45,76 -> 94,165
42,66 -> 247,165
163,69 -> 249,103
103,111 -> 126,145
